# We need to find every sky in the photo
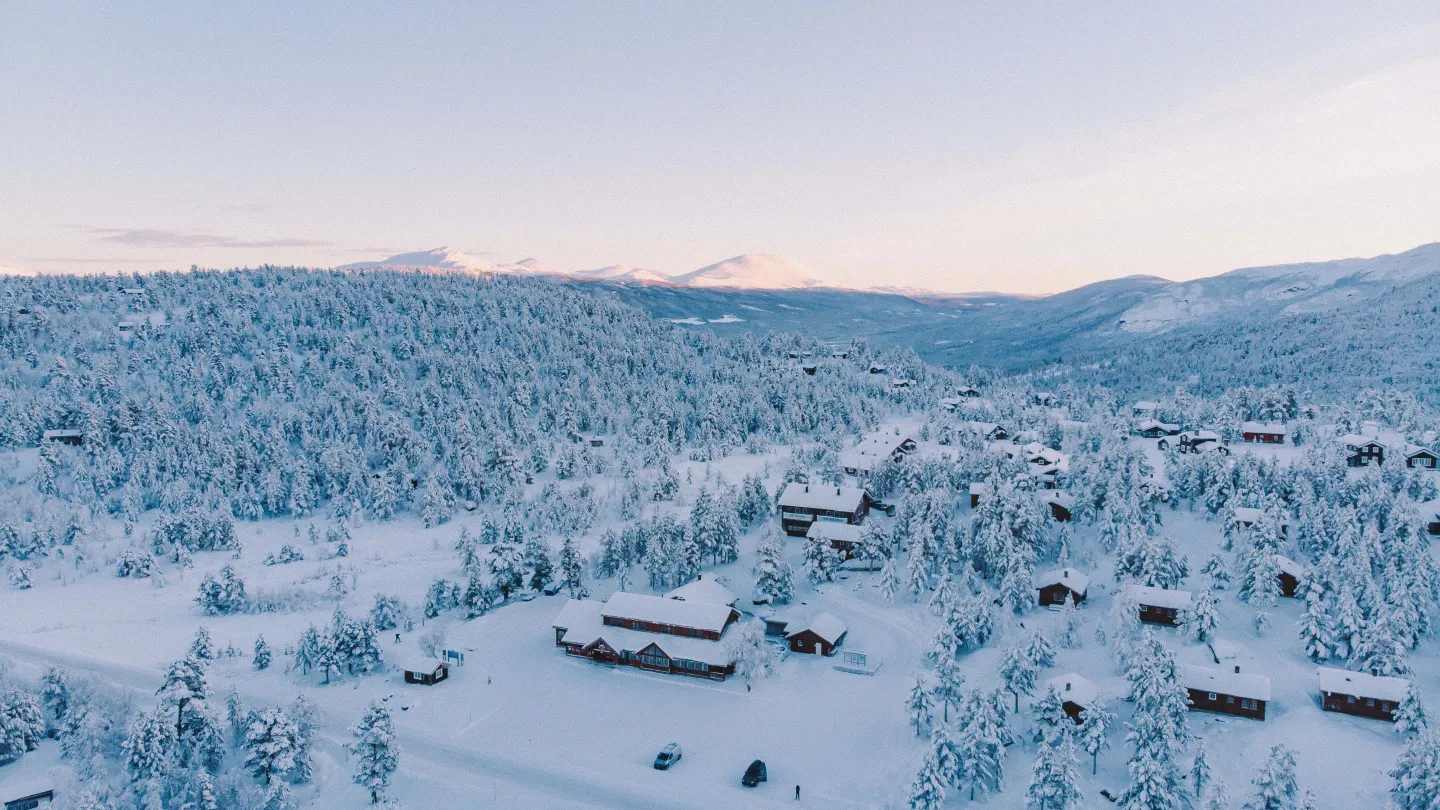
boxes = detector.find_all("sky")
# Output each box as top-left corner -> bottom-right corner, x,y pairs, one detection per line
3,2 -> 1440,293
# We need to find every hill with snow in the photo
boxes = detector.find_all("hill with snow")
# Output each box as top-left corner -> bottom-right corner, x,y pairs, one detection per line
666,254 -> 830,290
1116,242 -> 1440,333
569,265 -> 671,284
337,247 -> 554,277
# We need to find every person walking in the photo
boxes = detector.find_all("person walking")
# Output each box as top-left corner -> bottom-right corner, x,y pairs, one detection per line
795,784 -> 800,800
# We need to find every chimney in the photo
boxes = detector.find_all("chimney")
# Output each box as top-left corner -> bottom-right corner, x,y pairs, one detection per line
1064,682 -> 1071,692
1234,665 -> 1241,674
836,487 -> 841,496
804,485 -> 810,493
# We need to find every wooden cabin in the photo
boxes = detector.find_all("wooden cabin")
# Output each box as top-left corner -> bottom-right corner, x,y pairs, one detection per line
956,386 -> 980,398
553,594 -> 738,681
969,482 -> 986,509
840,433 -> 916,477
1136,419 -> 1181,438
1340,435 -> 1387,467
1041,492 -> 1074,522
1405,446 -> 1438,470
1162,430 -> 1225,454
41,428 -> 83,446
778,483 -> 870,537
786,613 -> 847,656
1035,567 -> 1089,607
1132,401 -> 1158,418
1240,422 -> 1287,444
1317,667 -> 1409,722
1045,673 -> 1098,724
401,659 -> 450,685
1275,556 -> 1305,598
1129,585 -> 1192,627
1182,665 -> 1269,720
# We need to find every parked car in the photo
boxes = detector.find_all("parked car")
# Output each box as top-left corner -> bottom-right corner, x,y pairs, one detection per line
653,743 -> 682,770
742,759 -> 767,787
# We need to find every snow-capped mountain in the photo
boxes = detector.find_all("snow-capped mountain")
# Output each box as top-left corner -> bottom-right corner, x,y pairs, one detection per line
666,254 -> 830,290
1116,242 -> 1440,333
337,247 -> 551,277
569,265 -> 671,284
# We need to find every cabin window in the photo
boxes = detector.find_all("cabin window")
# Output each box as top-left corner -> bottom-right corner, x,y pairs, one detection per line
1347,696 -> 1356,703
1366,699 -> 1375,707
1207,692 -> 1217,701
1241,699 -> 1256,710
1139,605 -> 1148,613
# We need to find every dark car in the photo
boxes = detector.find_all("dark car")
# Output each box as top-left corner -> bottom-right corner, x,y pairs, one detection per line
653,743 -> 682,770
742,759 -> 767,787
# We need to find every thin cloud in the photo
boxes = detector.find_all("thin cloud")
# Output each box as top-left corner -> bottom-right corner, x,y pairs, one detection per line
83,227 -> 332,249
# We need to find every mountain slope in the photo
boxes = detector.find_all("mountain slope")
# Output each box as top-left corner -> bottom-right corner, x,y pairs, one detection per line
1117,242 -> 1440,333
667,254 -> 829,290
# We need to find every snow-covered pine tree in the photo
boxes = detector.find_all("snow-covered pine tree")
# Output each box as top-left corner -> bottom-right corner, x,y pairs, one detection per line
1395,683 -> 1428,736
724,620 -> 776,680
1059,594 -> 1083,649
557,537 -> 588,598
907,675 -> 933,737
1079,700 -> 1115,775
907,746 -> 948,810
1390,732 -> 1440,810
1247,744 -> 1300,810
954,690 -> 1007,801
880,555 -> 901,603
1189,588 -> 1219,643
349,702 -> 399,804
1191,738 -> 1211,798
802,533 -> 840,584
253,636 -> 272,671
751,529 -> 794,605
1000,642 -> 1039,712
243,707 -> 300,785
522,536 -> 554,592
1026,734 -> 1083,810
1030,688 -> 1071,743
932,655 -> 965,723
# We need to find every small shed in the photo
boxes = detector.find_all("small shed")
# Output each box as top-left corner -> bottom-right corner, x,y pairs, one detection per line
1274,555 -> 1305,598
787,613 -> 848,656
1041,492 -> 1074,521
1318,667 -> 1409,722
1182,664 -> 1270,720
969,482 -> 987,508
1045,673 -> 1098,723
1035,567 -> 1089,607
401,658 -> 450,685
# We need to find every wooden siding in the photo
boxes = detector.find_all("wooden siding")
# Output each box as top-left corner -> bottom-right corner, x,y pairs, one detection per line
1187,689 -> 1266,720
1322,691 -> 1397,722
1038,583 -> 1085,607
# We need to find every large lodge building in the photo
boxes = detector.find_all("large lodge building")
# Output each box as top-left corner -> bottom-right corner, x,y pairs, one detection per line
778,482 -> 871,537
553,591 -> 740,681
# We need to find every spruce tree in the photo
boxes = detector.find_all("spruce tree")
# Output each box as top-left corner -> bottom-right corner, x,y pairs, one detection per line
253,636 -> 272,671
1247,744 -> 1299,810
349,702 -> 399,804
907,675 -> 933,737
751,530 -> 795,605
244,707 -> 300,785
1027,734 -> 1083,810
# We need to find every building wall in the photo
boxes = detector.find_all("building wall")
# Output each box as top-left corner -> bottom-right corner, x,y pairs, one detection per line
1187,689 -> 1266,720
1038,584 -> 1084,606
1323,692 -> 1397,721
1138,605 -> 1181,626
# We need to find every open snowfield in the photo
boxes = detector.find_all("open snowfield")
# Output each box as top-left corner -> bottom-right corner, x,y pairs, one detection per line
3,431 -> 1433,809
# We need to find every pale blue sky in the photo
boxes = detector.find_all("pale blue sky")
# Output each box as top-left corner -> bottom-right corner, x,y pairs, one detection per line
4,2 -> 1439,292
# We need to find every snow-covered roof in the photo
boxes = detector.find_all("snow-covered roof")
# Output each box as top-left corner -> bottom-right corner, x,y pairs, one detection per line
398,657 -> 447,674
1035,567 -> 1090,594
1041,492 -> 1076,509
1338,434 -> 1388,450
788,612 -> 848,645
1317,667 -> 1410,702
778,482 -> 868,514
1232,507 -> 1262,524
1181,665 -> 1271,701
962,421 -> 1004,436
665,574 -> 738,607
1127,585 -> 1193,610
602,591 -> 735,634
1046,673 -> 1098,707
554,599 -> 733,667
1181,430 -> 1221,442
1137,419 -> 1180,433
1405,444 -> 1438,459
969,482 -> 988,496
1274,555 -> 1306,579
42,428 -> 82,439
1241,421 -> 1287,435
806,522 -> 864,544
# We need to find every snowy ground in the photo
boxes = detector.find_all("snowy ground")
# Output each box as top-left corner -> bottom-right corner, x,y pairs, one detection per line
1,435 -> 1434,808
